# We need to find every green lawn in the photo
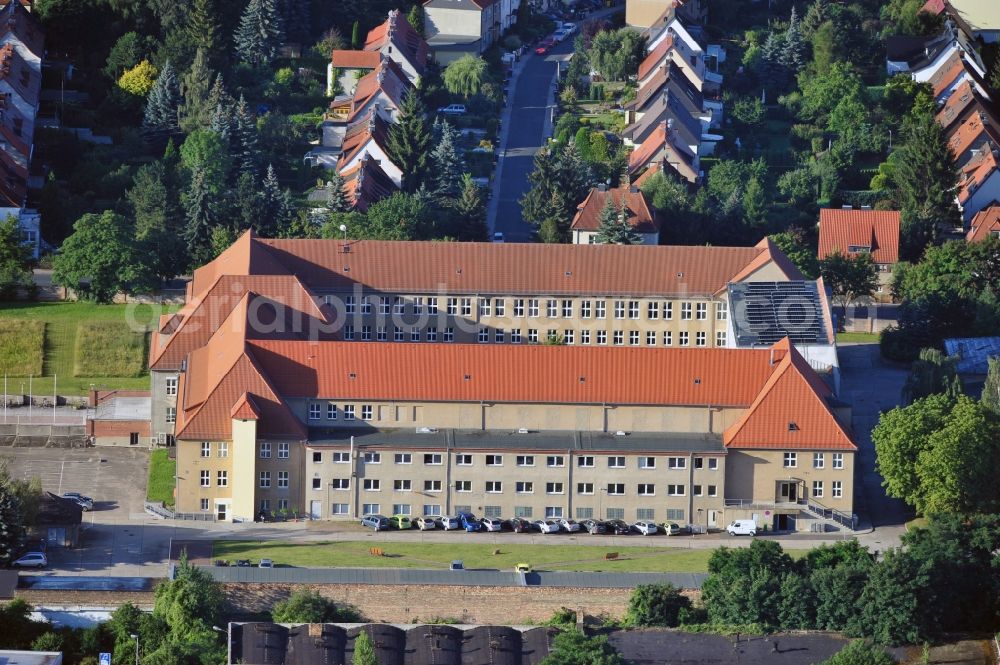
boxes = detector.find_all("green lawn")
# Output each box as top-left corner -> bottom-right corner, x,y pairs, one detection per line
73,321 -> 149,378
146,449 -> 175,508
0,301 -> 177,394
836,332 -> 880,343
0,319 -> 44,376
213,540 -> 808,573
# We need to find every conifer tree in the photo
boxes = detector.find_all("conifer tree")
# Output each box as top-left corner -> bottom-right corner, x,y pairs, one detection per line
143,60 -> 180,134
455,174 -> 488,241
595,195 -> 640,244
387,90 -> 432,192
351,21 -> 361,48
431,120 -> 464,197
407,5 -> 425,37
536,190 -> 568,243
234,94 -> 260,177
209,77 -> 235,143
277,0 -> 311,45
184,169 -> 218,266
782,7 -> 808,74
326,170 -> 350,213
234,0 -> 284,67
181,48 -> 215,132
187,0 -> 221,63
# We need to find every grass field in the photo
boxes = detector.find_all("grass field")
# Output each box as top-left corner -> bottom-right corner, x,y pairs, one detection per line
146,449 -> 175,508
73,321 -> 149,377
213,540 -> 808,573
836,332 -> 880,343
0,301 -> 177,394
0,320 -> 44,376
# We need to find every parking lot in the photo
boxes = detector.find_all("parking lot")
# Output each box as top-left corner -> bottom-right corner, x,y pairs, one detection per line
3,446 -> 150,519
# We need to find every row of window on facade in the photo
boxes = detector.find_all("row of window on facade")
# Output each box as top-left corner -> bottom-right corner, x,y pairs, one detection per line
339,326 -> 727,346
308,451 -> 725,469
782,452 -> 846,469
332,296 -> 728,321
318,478 -> 718,497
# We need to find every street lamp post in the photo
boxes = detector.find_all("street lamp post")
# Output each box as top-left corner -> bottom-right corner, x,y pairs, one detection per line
130,633 -> 139,665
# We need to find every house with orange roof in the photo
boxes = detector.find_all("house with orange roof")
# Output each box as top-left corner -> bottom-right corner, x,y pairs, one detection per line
628,120 -> 701,184
945,107 -> 1000,167
334,110 -> 402,187
339,155 -> 400,212
934,80 -> 991,133
817,208 -> 901,300
570,184 -> 661,245
966,204 -> 1000,241
328,57 -> 412,125
926,51 -> 989,104
328,50 -> 381,97
956,148 -> 1000,224
325,9 -> 428,97
423,0 -> 519,65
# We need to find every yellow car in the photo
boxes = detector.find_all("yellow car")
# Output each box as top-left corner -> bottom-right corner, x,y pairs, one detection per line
390,514 -> 412,529
514,562 -> 532,573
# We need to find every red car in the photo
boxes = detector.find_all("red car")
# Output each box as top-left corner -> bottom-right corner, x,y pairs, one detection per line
535,38 -> 556,55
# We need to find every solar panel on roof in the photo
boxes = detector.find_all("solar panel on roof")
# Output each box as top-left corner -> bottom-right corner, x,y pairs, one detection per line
728,281 -> 827,346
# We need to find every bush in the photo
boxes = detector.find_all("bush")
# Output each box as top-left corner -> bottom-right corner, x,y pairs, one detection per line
821,641 -> 895,665
272,589 -> 363,623
626,583 -> 692,627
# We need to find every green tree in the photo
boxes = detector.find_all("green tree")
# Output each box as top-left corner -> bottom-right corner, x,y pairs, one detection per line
798,62 -> 865,124
894,110 -> 958,260
701,540 -> 795,627
326,170 -> 350,213
782,7 -> 808,74
982,357 -> 1000,416
257,164 -> 295,236
53,211 -> 153,302
872,392 -> 953,508
917,395 -> 1000,515
536,190 -> 569,243
181,48 -> 216,132
595,196 -> 639,245
455,174 -> 488,241
180,129 -> 231,191
146,554 -> 226,664
128,161 -> 186,281
431,120 -> 465,197
388,92 -> 432,193
353,630 -> 378,665
0,469 -> 25,566
187,0 -> 222,63
0,214 -> 32,297
233,95 -> 260,177
31,632 -> 63,653
626,583 -> 691,627
118,60 -> 159,97
857,548 -> 924,645
184,170 -> 219,266
769,229 -> 819,278
272,589 -> 359,623
818,251 -> 878,308
821,641 -> 895,665
539,631 -> 624,665
143,60 -> 180,133
351,20 -> 361,48
104,32 -> 156,80
362,192 -> 435,240
901,348 -> 961,404
777,572 -> 814,629
407,4 -> 425,37
235,0 -> 284,67
443,55 -> 487,97
574,127 -> 592,162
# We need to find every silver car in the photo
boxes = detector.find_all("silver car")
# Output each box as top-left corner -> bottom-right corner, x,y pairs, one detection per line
13,552 -> 47,568
415,516 -> 437,530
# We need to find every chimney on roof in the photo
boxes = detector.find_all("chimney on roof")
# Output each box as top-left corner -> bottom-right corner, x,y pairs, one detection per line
630,185 -> 638,194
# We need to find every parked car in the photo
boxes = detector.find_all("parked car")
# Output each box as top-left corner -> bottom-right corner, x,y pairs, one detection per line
390,514 -> 412,530
535,38 -> 556,55
437,104 -> 466,115
552,28 -> 570,42
606,519 -> 632,535
514,562 -> 532,573
236,559 -> 252,567
437,515 -> 461,530
661,522 -> 690,536
459,512 -> 482,532
12,552 -> 47,568
581,519 -> 607,535
561,22 -> 578,34
62,493 -> 93,511
361,514 -> 390,530
534,519 -> 561,534
509,517 -> 532,533
632,520 -> 660,536
727,519 -> 757,536
480,517 -> 504,532
258,559 -> 274,568
415,516 -> 437,530
558,519 -> 581,533
492,232 -> 505,243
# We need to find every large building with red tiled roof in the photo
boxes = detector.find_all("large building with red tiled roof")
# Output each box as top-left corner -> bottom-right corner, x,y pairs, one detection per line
570,184 -> 661,245
154,231 -> 851,532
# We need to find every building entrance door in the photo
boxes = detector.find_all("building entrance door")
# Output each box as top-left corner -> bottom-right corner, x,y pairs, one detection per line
707,510 -> 717,528
216,502 -> 228,521
310,500 -> 322,519
779,481 -> 798,502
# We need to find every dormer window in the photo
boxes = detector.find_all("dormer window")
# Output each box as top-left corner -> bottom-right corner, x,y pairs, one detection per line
847,245 -> 871,253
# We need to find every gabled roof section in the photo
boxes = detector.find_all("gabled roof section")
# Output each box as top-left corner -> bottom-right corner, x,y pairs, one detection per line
188,229 -> 290,301
723,340 -> 856,451
364,9 -> 428,77
0,1 -> 42,61
340,154 -> 399,212
348,57 -> 412,123
0,42 -> 38,107
175,293 -> 307,441
817,208 -> 902,265
336,107 -> 394,172
330,50 -> 381,70
967,205 -> 1000,241
725,237 -> 805,286
946,107 -> 1000,160
638,35 -> 673,82
231,393 -> 261,420
957,148 -> 999,203
570,186 -> 660,234
935,80 -> 980,131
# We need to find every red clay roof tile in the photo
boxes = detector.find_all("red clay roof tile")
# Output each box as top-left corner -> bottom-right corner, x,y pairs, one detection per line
817,209 -> 901,265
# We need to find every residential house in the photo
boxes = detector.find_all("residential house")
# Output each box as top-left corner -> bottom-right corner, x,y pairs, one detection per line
335,110 -> 402,187
887,19 -> 985,77
340,155 -> 400,212
423,0 -> 519,65
817,208 -> 901,301
624,84 -> 719,156
628,119 -> 701,184
627,0 -> 707,29
921,0 -> 1000,43
329,57 -> 412,125
0,1 -> 41,257
935,79 -> 992,133
956,148 -> 1000,224
325,9 -> 428,96
945,105 -> 1000,167
570,183 -> 661,245
966,204 -> 1000,241
927,51 -> 989,104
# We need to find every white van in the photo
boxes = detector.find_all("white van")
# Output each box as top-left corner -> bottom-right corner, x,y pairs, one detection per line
727,519 -> 758,536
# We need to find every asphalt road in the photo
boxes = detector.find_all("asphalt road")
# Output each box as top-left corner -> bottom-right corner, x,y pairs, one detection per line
492,39 -> 575,241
